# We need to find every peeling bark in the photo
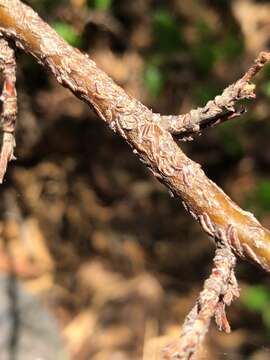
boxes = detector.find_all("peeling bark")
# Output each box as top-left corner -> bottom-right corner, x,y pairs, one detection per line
0,0 -> 269,272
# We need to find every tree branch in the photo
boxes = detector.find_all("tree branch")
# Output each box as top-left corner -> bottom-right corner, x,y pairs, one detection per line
162,243 -> 239,359
0,37 -> 17,183
159,52 -> 270,140
0,0 -> 269,274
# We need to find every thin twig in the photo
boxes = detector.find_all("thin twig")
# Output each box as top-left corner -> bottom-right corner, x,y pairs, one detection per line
0,37 -> 17,183
162,244 -> 239,360
159,52 -> 270,139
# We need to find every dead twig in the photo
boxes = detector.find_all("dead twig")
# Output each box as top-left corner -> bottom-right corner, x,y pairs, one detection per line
159,52 -> 270,140
162,243 -> 239,360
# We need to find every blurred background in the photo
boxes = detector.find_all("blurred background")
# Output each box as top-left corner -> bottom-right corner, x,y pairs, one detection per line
0,0 -> 270,359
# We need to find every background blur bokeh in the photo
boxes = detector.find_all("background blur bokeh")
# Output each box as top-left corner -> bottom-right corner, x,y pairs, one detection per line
1,0 -> 270,359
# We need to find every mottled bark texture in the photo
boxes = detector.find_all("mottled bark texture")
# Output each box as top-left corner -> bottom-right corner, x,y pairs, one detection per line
1,1 -> 270,359
0,37 -> 17,183
162,245 -> 239,359
0,0 -> 269,273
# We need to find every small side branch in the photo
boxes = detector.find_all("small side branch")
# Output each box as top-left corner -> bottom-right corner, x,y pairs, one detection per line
159,52 -> 270,139
0,37 -> 17,183
1,0 -> 270,270
162,244 -> 239,360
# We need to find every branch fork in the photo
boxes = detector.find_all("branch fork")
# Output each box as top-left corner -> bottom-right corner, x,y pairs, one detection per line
0,1 -> 269,359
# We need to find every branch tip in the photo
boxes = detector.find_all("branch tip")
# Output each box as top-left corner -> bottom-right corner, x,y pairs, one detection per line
162,245 -> 239,359
159,51 -> 270,139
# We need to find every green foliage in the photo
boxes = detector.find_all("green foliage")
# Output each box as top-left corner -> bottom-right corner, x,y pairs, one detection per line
87,0 -> 112,11
245,180 -> 270,216
242,285 -> 270,332
145,9 -> 184,96
216,33 -> 244,61
191,21 -> 217,74
152,10 -> 183,53
219,122 -> 243,157
52,22 -> 82,47
193,85 -> 220,106
242,286 -> 270,312
191,22 -> 243,74
255,181 -> 270,212
263,63 -> 270,77
264,307 -> 270,330
195,20 -> 211,39
191,43 -> 217,74
262,81 -> 270,98
144,64 -> 164,98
